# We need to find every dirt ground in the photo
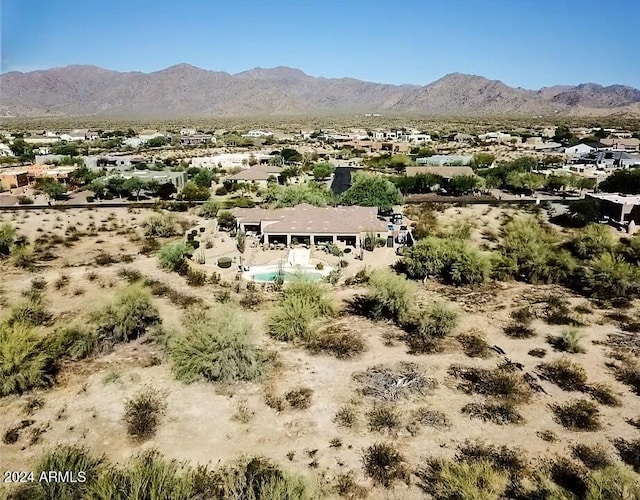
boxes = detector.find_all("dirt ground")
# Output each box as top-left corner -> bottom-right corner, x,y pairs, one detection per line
0,205 -> 638,499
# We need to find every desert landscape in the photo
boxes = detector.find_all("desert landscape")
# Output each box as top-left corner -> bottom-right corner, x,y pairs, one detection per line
1,202 -> 639,499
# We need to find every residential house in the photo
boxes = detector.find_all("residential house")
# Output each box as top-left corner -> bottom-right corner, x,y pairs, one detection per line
107,170 -> 186,189
179,134 -> 214,146
588,193 -> 640,234
576,151 -> 640,169
600,138 -> 640,152
0,169 -> 29,190
190,153 -> 271,170
227,165 -> 283,188
564,142 -> 608,157
232,204 -> 389,247
180,128 -> 197,136
0,144 -> 13,157
415,155 -> 473,166
244,130 -> 273,138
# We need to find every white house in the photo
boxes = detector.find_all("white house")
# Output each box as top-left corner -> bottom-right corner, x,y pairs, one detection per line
190,153 -> 272,170
0,143 -> 13,156
244,130 -> 273,138
565,144 -> 596,156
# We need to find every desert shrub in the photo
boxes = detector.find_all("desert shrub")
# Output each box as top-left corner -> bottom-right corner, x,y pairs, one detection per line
239,290 -> 263,310
54,274 -> 70,290
586,383 -> 621,407
457,331 -> 492,358
45,325 -> 98,361
354,362 -> 436,401
510,306 -> 535,325
186,267 -> 206,286
143,213 -> 178,237
198,200 -> 219,219
364,269 -> 414,322
585,464 -> 640,500
528,348 -> 547,359
92,286 -> 160,349
398,235 -> 492,286
266,282 -> 335,343
613,438 -> 640,472
123,386 -> 167,441
551,399 -> 601,431
570,223 -> 617,260
0,221 -> 17,256
580,252 -> 640,301
30,276 -> 47,291
332,472 -> 368,498
367,404 -> 401,434
417,458 -> 509,500
159,241 -> 192,273
0,322 -> 52,397
7,294 -> 53,327
570,443 -> 612,470
34,445 -> 104,499
404,302 -> 458,353
362,442 -> 408,488
3,419 -> 34,444
548,327 -> 585,353
494,216 -> 572,284
609,355 -> 640,395
538,356 -> 587,389
543,294 -> 583,326
170,305 -> 264,384
411,408 -> 450,429
334,405 -> 358,428
545,456 -> 588,498
284,387 -> 313,410
11,246 -> 37,270
537,430 -> 558,442
310,324 -> 366,359
449,364 -> 532,403
461,401 -> 524,425
456,441 -> 528,480
94,252 -> 118,266
537,358 -> 587,391
503,322 -> 536,339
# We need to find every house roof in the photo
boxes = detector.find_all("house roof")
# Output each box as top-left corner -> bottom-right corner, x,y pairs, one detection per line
232,204 -> 388,235
228,165 -> 282,181
406,166 -> 475,178
589,193 -> 640,205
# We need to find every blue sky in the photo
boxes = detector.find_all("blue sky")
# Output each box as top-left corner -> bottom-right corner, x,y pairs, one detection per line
2,0 -> 639,88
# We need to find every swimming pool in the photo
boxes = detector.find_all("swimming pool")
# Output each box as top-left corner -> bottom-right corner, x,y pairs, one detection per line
244,263 -> 332,283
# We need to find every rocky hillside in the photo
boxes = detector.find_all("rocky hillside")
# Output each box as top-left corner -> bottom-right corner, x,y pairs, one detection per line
1,64 -> 639,117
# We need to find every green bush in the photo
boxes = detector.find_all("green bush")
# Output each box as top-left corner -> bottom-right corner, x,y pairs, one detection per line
571,223 -> 617,260
417,458 -> 509,499
580,252 -> 640,301
0,221 -> 16,256
364,269 -> 414,322
45,325 -> 98,361
186,267 -> 206,286
123,386 -> 167,441
266,282 -> 335,343
7,293 -> 53,327
0,322 -> 52,396
404,302 -> 458,353
551,399 -> 601,431
217,256 -> 232,268
585,464 -> 640,500
93,286 -> 160,348
159,241 -> 193,273
35,445 -> 104,499
198,200 -> 220,218
548,327 -> 585,353
170,305 -> 264,383
398,236 -> 491,286
143,213 -> 178,237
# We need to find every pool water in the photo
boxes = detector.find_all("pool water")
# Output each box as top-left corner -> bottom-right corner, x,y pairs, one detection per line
251,270 -> 324,282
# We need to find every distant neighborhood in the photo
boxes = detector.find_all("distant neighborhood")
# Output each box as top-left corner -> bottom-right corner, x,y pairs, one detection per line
1,122 -> 640,233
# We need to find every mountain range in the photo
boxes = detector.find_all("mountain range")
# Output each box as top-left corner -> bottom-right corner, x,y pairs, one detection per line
2,64 -> 640,118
